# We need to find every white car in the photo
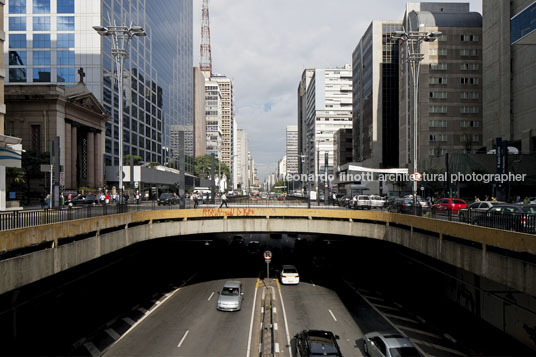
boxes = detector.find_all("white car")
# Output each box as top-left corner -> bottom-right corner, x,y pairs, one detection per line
363,331 -> 422,357
356,195 -> 371,210
280,265 -> 299,285
369,195 -> 386,208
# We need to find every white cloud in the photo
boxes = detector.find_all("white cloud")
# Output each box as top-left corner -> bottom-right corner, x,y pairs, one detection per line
193,0 -> 483,180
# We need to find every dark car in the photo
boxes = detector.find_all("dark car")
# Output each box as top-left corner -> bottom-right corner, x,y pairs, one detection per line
294,330 -> 342,357
458,201 -> 504,222
70,194 -> 98,206
472,204 -> 536,232
157,192 -> 180,206
387,198 -> 414,214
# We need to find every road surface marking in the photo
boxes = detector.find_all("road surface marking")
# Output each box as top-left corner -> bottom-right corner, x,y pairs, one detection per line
262,287 -> 266,300
270,286 -> 277,301
274,323 -> 278,330
137,307 -> 148,314
246,278 -> 260,357
83,342 -> 100,357
275,343 -> 280,353
398,326 -> 442,338
273,307 -> 277,314
122,317 -> 135,326
384,313 -> 419,323
328,309 -> 338,322
411,338 -> 466,356
105,328 -> 121,340
373,303 -> 400,311
177,330 -> 189,348
277,278 -> 292,356
208,292 -> 214,301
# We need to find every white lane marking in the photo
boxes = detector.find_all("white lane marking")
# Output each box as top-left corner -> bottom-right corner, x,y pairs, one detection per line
328,309 -> 338,322
262,287 -> 266,300
275,343 -> 280,353
416,315 -> 427,324
105,328 -> 121,340
399,325 -> 442,338
208,292 -> 215,301
270,286 -> 277,301
383,313 -> 419,324
246,281 -> 260,357
411,338 -> 467,356
83,342 -> 100,357
373,303 -> 400,311
274,323 -> 278,330
277,280 -> 292,356
177,330 -> 189,348
261,307 -> 264,314
137,307 -> 148,314
273,307 -> 277,314
122,317 -> 135,326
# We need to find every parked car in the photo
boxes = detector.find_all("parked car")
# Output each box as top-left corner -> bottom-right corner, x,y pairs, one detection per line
355,195 -> 371,210
294,330 -> 342,357
280,265 -> 299,285
472,204 -> 536,233
403,194 -> 428,208
364,331 -> 422,357
157,192 -> 180,206
387,198 -> 414,214
431,198 -> 467,215
369,195 -> 386,209
70,194 -> 98,206
458,201 -> 504,222
216,281 -> 243,311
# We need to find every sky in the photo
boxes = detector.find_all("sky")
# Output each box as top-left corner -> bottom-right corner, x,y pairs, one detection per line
192,0 -> 483,181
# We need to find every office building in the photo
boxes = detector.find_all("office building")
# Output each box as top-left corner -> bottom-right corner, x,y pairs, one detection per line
4,0 -> 193,172
235,127 -> 248,191
193,66 -> 206,157
286,125 -> 298,176
333,128 -> 353,170
297,69 -> 314,176
300,65 -> 353,181
211,74 -> 234,173
204,77 -> 221,158
352,20 -> 402,170
399,3 -> 483,169
277,154 -> 287,180
483,0 -> 536,152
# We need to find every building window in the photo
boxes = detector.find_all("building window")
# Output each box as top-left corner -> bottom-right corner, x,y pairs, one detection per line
9,34 -> 27,48
57,50 -> 75,65
33,16 -> 50,31
460,91 -> 480,100
460,106 -> 480,114
33,0 -> 50,14
430,91 -> 448,99
31,125 -> 41,152
429,148 -> 447,156
33,50 -> 51,65
460,77 -> 480,85
429,77 -> 448,85
57,0 -> 74,13
9,51 -> 27,65
57,16 -> 74,31
9,0 -> 26,14
33,34 -> 51,48
461,34 -> 479,42
33,68 -> 51,82
460,49 -> 479,56
57,67 -> 75,82
429,120 -> 447,128
460,120 -> 481,128
460,134 -> 480,142
9,17 -> 26,31
438,34 -> 448,42
429,63 -> 447,70
57,33 -> 74,48
429,134 -> 447,142
429,106 -> 448,114
9,68 -> 27,82
460,63 -> 480,71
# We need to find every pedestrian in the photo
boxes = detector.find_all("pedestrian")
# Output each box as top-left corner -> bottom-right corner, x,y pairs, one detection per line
136,191 -> 140,204
474,195 -> 480,202
352,194 -> 357,208
193,191 -> 199,208
219,192 -> 228,208
45,194 -> 51,208
484,195 -> 489,201
105,192 -> 110,204
524,196 -> 530,205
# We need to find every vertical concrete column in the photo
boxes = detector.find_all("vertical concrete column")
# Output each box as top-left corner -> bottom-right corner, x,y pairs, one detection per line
95,132 -> 103,189
87,131 -> 95,188
64,122 -> 72,189
71,125 -> 77,190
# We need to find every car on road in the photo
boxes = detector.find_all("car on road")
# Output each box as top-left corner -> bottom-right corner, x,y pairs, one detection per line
363,331 -> 421,357
355,195 -> 371,210
387,198 -> 414,214
70,194 -> 99,206
294,330 -> 342,357
472,204 -> 536,233
280,265 -> 299,285
431,198 -> 467,215
369,195 -> 386,209
157,192 -> 179,206
216,281 -> 243,311
458,201 -> 504,222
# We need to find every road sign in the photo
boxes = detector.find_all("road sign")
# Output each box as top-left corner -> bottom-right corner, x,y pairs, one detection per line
264,250 -> 272,261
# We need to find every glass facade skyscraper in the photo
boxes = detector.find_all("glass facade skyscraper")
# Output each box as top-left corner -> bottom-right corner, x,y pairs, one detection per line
4,0 -> 193,169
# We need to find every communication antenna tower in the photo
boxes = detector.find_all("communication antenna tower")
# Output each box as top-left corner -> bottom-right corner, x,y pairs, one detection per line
200,0 -> 212,77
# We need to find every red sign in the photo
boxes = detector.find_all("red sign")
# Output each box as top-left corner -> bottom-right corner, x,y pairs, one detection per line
264,250 -> 272,261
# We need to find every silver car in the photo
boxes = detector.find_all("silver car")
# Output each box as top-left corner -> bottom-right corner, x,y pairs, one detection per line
216,281 -> 243,311
363,331 -> 421,357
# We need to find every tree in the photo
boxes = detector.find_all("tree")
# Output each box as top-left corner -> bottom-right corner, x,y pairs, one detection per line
124,154 -> 143,165
194,155 -> 230,179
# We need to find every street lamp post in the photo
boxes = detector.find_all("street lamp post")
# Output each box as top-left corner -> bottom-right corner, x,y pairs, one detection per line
93,23 -> 146,204
392,29 -> 441,214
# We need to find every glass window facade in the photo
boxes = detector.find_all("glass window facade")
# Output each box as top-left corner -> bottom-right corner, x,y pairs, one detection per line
33,16 -> 51,31
57,0 -> 74,13
9,17 -> 26,31
33,34 -> 51,48
33,0 -> 50,14
511,1 -> 536,44
57,33 -> 74,48
9,51 -> 27,65
9,34 -> 27,48
57,16 -> 74,30
9,68 -> 27,82
9,0 -> 26,14
57,68 -> 75,82
33,50 -> 51,65
33,68 -> 51,82
57,50 -> 75,65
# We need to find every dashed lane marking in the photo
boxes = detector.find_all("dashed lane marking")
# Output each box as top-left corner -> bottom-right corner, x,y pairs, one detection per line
105,328 -> 121,341
83,342 -> 100,357
246,278 -> 260,357
411,338 -> 467,356
137,307 -> 148,314
122,317 -> 135,326
208,292 -> 215,301
328,309 -> 338,322
177,330 -> 189,348
383,313 -> 420,324
398,325 -> 443,338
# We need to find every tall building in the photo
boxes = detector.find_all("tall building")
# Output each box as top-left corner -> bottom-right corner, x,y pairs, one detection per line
212,74 -> 234,172
333,128 -> 353,169
297,69 -> 314,176
235,128 -> 248,191
483,0 -> 536,152
193,67 -> 206,157
286,125 -> 298,176
4,0 -> 193,169
169,124 -> 194,172
204,77 -> 221,158
352,20 -> 402,169
301,65 -> 353,181
399,3 -> 483,169
277,154 -> 287,180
